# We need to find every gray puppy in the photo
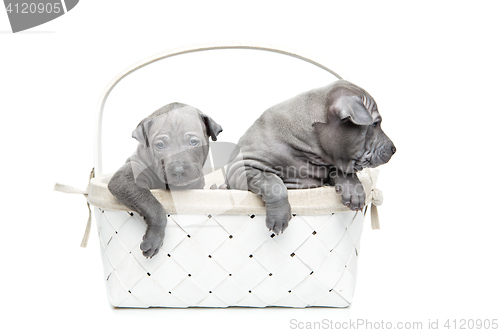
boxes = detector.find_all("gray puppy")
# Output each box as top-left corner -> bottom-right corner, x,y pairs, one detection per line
108,103 -> 222,258
226,80 -> 395,234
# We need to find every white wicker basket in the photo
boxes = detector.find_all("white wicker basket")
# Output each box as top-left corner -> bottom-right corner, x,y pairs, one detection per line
87,171 -> 379,308
59,43 -> 384,308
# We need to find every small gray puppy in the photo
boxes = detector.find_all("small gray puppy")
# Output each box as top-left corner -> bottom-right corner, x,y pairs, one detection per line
108,103 -> 222,258
226,80 -> 395,234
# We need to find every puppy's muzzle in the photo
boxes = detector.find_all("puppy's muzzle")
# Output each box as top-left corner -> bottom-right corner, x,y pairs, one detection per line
381,142 -> 397,163
162,160 -> 202,185
170,162 -> 188,179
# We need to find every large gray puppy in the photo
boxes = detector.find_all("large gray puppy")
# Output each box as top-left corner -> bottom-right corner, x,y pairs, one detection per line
108,103 -> 222,258
226,80 -> 395,234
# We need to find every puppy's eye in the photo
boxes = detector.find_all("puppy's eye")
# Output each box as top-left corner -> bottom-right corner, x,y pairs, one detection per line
189,138 -> 200,146
373,122 -> 379,128
156,142 -> 165,149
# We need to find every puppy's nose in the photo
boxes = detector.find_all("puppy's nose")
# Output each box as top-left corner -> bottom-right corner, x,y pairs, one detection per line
391,145 -> 397,155
171,165 -> 186,178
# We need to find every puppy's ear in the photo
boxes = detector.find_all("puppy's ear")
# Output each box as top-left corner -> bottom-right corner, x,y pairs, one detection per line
201,114 -> 223,141
333,95 -> 373,126
132,117 -> 153,147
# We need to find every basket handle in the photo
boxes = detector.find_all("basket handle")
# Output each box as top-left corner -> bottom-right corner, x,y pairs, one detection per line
94,42 -> 344,177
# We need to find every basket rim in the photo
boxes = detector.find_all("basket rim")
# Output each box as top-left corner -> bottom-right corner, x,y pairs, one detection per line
87,170 -> 375,215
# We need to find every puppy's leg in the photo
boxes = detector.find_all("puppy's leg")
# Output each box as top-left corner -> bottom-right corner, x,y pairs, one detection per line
108,163 -> 167,258
232,167 -> 291,234
330,170 -> 366,211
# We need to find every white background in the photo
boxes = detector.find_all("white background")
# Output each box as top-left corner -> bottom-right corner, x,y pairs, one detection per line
1,1 -> 499,332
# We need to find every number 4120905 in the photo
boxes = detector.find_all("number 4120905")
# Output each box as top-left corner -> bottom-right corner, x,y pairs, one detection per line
5,2 -> 62,14
444,319 -> 498,330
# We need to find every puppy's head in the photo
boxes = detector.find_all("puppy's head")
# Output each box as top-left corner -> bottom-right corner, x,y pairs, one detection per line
132,103 -> 222,187
314,80 -> 396,174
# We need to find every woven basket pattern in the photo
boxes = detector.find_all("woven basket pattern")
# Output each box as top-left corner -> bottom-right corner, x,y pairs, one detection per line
95,208 -> 365,308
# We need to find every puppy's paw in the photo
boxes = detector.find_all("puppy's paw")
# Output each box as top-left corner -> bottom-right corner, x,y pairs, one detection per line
335,183 -> 366,211
140,227 -> 165,259
265,198 -> 292,234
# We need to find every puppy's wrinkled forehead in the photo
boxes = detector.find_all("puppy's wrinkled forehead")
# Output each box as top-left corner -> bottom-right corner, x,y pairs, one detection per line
339,80 -> 377,104
150,107 -> 205,137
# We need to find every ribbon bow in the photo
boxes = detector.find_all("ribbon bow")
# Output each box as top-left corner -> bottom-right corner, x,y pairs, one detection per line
53,169 -> 95,247
367,168 -> 383,230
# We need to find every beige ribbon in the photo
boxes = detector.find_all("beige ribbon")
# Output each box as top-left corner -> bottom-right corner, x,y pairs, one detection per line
367,169 -> 383,230
54,167 -> 383,248
54,169 -> 95,247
